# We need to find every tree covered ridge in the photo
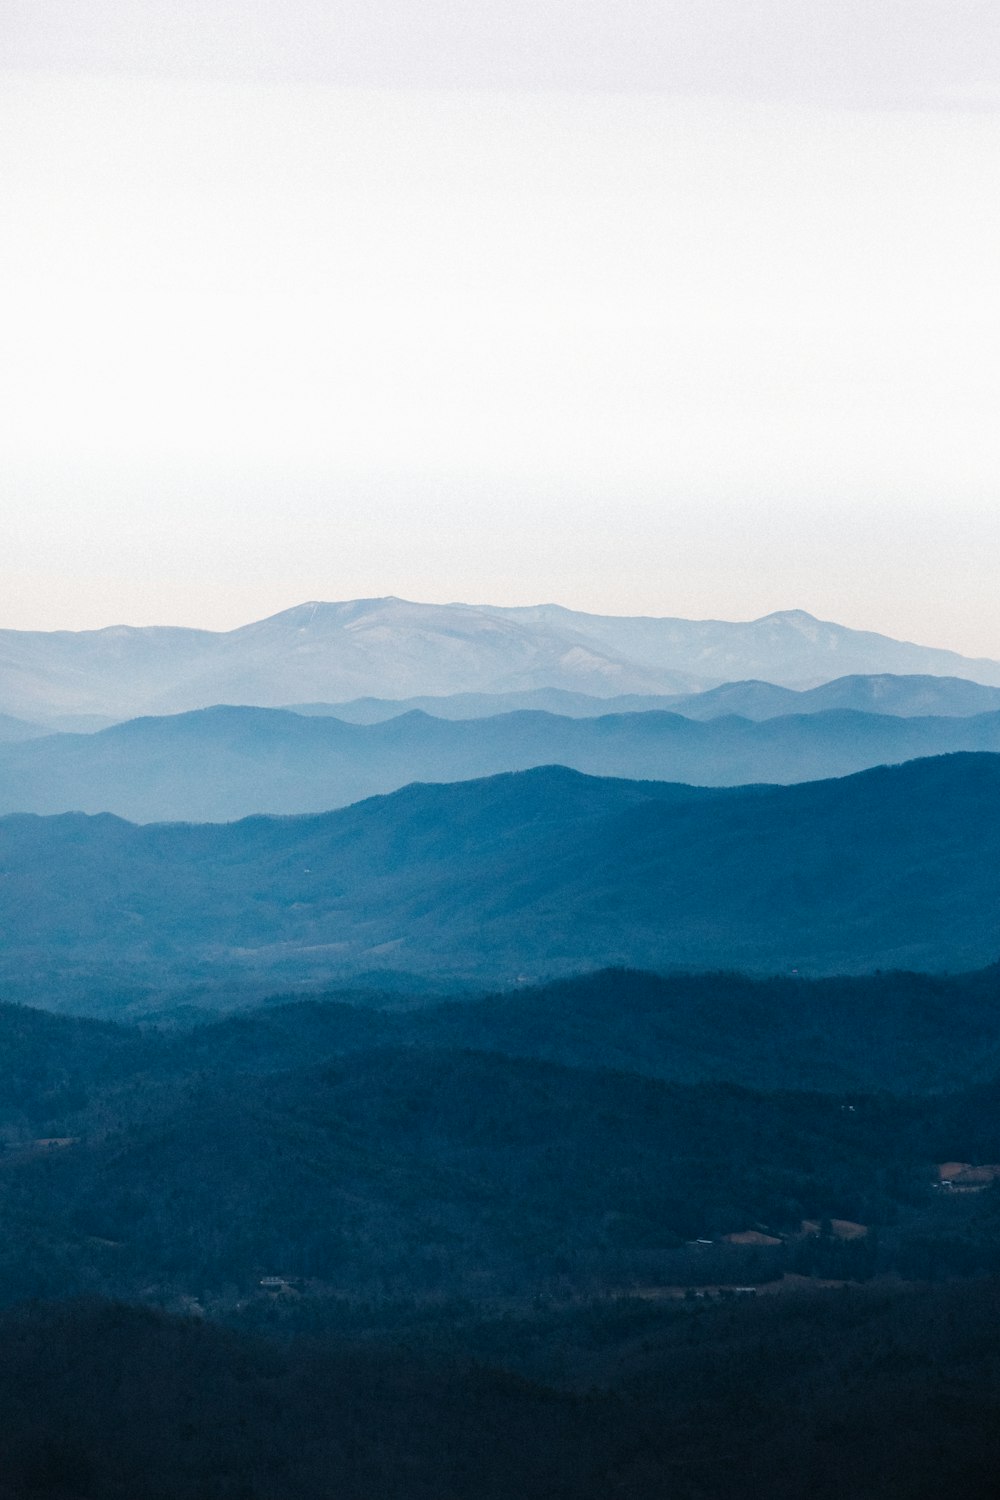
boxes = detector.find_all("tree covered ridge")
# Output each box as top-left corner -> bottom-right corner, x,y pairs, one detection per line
3,753 -> 1000,997
3,971 -> 1000,1308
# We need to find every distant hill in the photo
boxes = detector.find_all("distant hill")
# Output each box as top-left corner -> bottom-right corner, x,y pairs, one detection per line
3,597 -> 1000,721
293,674 -> 1000,724
0,712 -> 44,743
670,673 -> 1000,721
0,599 -> 696,720
2,755 -> 1000,986
289,687 -> 691,722
494,603 -> 1000,688
7,702 -> 1000,821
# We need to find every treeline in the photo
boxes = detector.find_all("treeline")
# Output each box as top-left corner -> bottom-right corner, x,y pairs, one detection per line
2,1286 -> 1000,1499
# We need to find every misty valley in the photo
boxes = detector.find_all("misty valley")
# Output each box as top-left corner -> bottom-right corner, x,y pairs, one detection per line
3,604 -> 1000,1498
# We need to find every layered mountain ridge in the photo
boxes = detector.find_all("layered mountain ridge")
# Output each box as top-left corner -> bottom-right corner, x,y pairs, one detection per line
7,701 -> 1000,821
294,673 -> 1000,724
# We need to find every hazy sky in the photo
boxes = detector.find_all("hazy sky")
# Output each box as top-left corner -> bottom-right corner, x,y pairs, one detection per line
3,2 -> 999,652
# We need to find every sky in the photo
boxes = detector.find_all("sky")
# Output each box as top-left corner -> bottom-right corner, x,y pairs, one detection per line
2,2 -> 999,654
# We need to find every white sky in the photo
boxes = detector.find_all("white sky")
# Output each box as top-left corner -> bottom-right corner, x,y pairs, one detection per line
2,3 -> 999,653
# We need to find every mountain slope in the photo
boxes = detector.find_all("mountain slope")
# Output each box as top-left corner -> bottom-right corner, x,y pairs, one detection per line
668,673 -> 1000,720
0,599 -> 691,721
492,603 -> 1000,687
5,963 -> 1000,1128
2,755 -> 999,984
7,702 -> 1000,821
0,1043 -> 946,1300
4,598 -> 1000,721
0,712 -> 45,743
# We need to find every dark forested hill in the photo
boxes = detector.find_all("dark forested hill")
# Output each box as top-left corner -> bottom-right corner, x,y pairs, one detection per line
8,701 -> 1000,820
1,755 -> 1000,991
4,1039 -> 998,1305
4,1287 -> 1000,1500
3,964 -> 1000,1139
404,965 -> 1000,1094
0,1050 -> 879,1299
3,1030 -> 1000,1305
0,1299 -> 625,1500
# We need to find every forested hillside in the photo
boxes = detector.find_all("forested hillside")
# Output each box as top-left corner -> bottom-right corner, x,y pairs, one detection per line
3,974 -> 1000,1310
0,980 -> 1000,1498
3,755 -> 1000,1002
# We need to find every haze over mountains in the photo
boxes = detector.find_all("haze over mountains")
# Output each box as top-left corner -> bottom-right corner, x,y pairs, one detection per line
0,712 -> 44,743
5,597 -> 1000,723
10,0 -> 1000,1480
297,674 -> 1000,725
8,671 -> 1000,746
5,596 -> 1000,988
8,702 -> 1000,821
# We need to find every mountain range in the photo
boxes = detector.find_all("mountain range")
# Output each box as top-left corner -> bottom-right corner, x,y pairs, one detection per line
4,598 -> 1000,722
293,673 -> 1000,724
6,701 -> 1000,822
3,754 -> 999,993
8,671 -> 1000,745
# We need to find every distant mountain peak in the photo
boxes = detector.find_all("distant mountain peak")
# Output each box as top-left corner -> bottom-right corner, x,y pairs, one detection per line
2,599 -> 999,720
756,608 -> 820,624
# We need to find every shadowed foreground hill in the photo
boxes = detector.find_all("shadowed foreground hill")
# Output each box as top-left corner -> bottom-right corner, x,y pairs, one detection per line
2,753 -> 1000,985
0,1300 -> 613,1500
3,1289 -> 1000,1500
